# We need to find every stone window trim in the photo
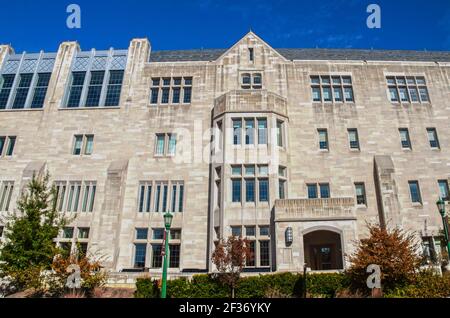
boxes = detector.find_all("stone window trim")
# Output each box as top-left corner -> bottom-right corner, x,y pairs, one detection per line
137,180 -> 185,214
231,117 -> 270,148
385,75 -> 431,105
0,181 -> 14,213
306,182 -> 331,199
0,52 -> 56,111
310,74 -> 355,104
426,128 -> 440,150
54,180 -> 97,213
347,128 -> 360,151
0,135 -> 17,158
229,224 -> 271,268
278,166 -> 288,200
408,180 -> 423,205
240,72 -> 263,90
72,134 -> 95,156
354,182 -> 368,207
57,226 -> 91,257
230,164 -> 270,206
317,128 -> 329,151
149,76 -> 193,106
154,133 -> 177,158
132,227 -> 182,269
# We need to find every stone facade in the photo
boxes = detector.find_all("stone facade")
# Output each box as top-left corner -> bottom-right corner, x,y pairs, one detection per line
0,32 -> 449,275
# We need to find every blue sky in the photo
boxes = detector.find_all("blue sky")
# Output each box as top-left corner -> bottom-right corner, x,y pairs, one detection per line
0,0 -> 449,53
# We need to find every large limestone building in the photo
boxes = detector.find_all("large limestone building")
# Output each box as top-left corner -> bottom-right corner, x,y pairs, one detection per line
0,32 -> 450,276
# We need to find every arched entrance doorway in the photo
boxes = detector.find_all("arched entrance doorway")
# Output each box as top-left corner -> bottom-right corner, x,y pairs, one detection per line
303,230 -> 344,271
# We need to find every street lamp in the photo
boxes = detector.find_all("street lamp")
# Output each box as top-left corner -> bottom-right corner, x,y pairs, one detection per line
161,212 -> 173,299
436,199 -> 450,266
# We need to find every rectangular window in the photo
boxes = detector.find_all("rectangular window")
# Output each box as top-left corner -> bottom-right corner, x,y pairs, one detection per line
67,72 -> 86,107
134,244 -> 147,268
427,128 -> 440,149
232,179 -> 242,203
311,75 -> 354,103
409,181 -> 422,204
151,245 -> 163,268
138,182 -> 153,213
78,227 -> 90,239
104,70 -> 124,106
260,226 -> 270,237
67,182 -> 81,212
318,129 -> 328,150
153,229 -> 164,240
183,87 -> 192,104
150,88 -> 159,104
168,134 -> 177,156
246,241 -> 256,267
245,119 -> 255,145
258,119 -> 267,145
399,87 -> 409,102
155,184 -> 161,212
12,74 -> 33,109
322,86 -> 332,102
31,73 -> 51,108
0,136 -> 4,156
84,135 -> 94,155
259,179 -> 269,202
85,71 -> 105,107
231,226 -> 242,237
399,128 -> 411,149
156,134 -> 165,156
320,184 -> 330,199
279,180 -> 286,199
170,229 -> 182,240
172,87 -> 181,104
348,129 -> 360,150
0,181 -> 14,212
169,245 -> 180,268
245,179 -> 255,203
81,182 -> 96,213
162,185 -> 168,212
6,136 -> 16,156
72,135 -> 83,155
387,76 -> 430,103
389,87 -> 399,102
63,227 -> 74,239
312,87 -> 321,102
355,183 -> 367,205
307,184 -> 318,199
245,226 -> 256,237
161,88 -> 170,104
233,119 -> 242,145
276,121 -> 284,147
438,180 -> 450,201
260,241 -> 270,267
136,228 -> 149,240
0,74 -> 15,109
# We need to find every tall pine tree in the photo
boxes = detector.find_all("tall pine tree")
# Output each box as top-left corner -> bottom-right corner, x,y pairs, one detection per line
0,173 -> 70,290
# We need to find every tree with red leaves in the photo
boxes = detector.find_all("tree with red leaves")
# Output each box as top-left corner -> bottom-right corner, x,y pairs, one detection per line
211,236 -> 253,298
347,223 -> 422,294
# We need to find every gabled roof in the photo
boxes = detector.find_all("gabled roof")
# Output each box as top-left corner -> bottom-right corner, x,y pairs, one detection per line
149,48 -> 450,63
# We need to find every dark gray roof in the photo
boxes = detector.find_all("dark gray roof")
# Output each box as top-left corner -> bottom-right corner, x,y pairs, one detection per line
149,48 -> 450,63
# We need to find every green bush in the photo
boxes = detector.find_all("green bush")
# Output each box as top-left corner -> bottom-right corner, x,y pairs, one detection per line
384,271 -> 450,298
306,273 -> 350,298
135,272 -> 348,298
134,278 -> 159,298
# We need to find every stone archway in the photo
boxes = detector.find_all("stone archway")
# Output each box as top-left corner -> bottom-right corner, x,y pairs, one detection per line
303,230 -> 344,271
